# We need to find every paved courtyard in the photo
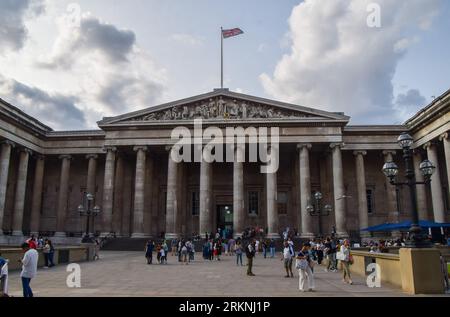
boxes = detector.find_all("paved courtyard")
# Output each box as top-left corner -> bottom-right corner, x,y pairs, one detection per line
7,251 -> 412,297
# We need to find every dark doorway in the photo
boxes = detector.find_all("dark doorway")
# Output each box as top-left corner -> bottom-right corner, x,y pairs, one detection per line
217,205 -> 233,238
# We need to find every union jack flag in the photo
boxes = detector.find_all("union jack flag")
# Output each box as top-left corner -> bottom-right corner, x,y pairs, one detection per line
222,28 -> 244,39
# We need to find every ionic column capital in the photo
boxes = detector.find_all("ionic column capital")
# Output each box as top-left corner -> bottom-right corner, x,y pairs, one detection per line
330,143 -> 344,150
439,132 -> 448,142
58,154 -> 72,161
103,146 -> 117,153
423,142 -> 436,151
133,146 -> 148,153
36,154 -> 45,161
297,143 -> 312,151
86,154 -> 99,160
1,140 -> 15,148
18,148 -> 33,155
353,150 -> 367,156
382,150 -> 396,156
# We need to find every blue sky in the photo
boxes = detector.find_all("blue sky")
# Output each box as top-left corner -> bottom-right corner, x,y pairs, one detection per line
0,0 -> 449,129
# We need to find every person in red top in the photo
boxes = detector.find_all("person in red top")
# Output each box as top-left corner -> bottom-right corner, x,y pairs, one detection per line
26,235 -> 37,250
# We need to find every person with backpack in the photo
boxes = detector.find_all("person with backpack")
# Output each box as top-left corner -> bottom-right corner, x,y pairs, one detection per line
281,241 -> 295,278
324,237 -> 337,272
246,240 -> 256,276
296,243 -> 315,292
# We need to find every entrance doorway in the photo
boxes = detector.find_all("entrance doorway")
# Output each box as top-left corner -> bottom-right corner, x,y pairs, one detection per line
217,205 -> 233,238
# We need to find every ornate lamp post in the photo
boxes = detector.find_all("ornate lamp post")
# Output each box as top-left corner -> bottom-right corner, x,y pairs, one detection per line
78,193 -> 101,243
306,191 -> 332,238
382,132 -> 435,248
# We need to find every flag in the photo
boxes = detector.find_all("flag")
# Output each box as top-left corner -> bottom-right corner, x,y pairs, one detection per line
222,28 -> 244,39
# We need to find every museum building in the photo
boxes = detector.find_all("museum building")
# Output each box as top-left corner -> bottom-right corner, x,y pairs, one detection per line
0,88 -> 449,242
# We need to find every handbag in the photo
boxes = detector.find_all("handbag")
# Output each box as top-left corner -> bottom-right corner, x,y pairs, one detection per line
336,251 -> 345,261
295,259 -> 308,270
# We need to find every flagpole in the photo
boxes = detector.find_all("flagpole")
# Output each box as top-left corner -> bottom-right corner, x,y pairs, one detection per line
220,27 -> 224,89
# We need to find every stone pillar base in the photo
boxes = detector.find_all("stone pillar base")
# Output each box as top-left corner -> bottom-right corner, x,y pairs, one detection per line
12,231 -> 24,237
131,233 -> 151,239
53,232 -> 67,238
30,232 -> 39,237
300,233 -> 315,239
164,233 -> 179,240
266,233 -> 281,239
233,233 -> 243,239
399,248 -> 445,294
336,232 -> 349,239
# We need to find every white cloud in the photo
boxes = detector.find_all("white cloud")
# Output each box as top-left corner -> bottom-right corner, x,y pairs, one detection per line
0,74 -> 85,130
260,0 -> 442,124
394,88 -> 427,121
0,0 -> 45,54
0,7 -> 167,129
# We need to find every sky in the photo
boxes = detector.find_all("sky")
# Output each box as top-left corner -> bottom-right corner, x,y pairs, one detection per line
0,0 -> 449,130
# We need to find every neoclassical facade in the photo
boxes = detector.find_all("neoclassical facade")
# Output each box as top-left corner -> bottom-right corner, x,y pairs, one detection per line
0,88 -> 449,243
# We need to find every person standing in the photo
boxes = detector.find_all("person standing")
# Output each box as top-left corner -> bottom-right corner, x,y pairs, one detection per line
171,239 -> 178,256
281,241 -> 294,278
324,237 -> 336,272
246,240 -> 256,276
19,243 -> 38,298
145,240 -> 154,264
340,239 -> 353,285
26,235 -> 37,250
269,239 -> 276,258
235,240 -> 243,266
262,240 -> 267,259
43,239 -> 51,268
296,243 -> 315,292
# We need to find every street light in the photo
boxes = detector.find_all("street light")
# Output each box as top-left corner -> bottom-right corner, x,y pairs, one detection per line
306,191 -> 332,238
382,132 -> 435,248
78,192 -> 101,243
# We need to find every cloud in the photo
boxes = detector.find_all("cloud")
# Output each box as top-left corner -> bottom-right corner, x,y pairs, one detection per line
0,0 -> 44,53
169,33 -> 204,46
0,74 -> 86,130
394,89 -> 427,120
33,12 -> 167,122
260,0 -> 442,124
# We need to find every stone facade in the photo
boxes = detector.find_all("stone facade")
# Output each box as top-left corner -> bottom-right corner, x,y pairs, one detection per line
0,88 -> 449,241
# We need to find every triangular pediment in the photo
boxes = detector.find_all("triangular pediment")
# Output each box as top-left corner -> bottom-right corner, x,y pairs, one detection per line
98,89 -> 349,126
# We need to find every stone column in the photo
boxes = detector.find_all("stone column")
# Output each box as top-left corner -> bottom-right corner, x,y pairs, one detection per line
266,145 -> 280,238
29,155 -> 45,236
413,151 -> 428,220
165,146 -> 179,239
330,143 -> 348,238
383,151 -> 399,224
112,154 -> 124,236
0,140 -> 14,235
55,155 -> 72,237
199,146 -> 213,236
132,146 -> 148,238
424,142 -> 445,222
101,147 -> 116,236
85,154 -> 98,236
439,133 -> 450,202
12,148 -> 32,236
233,145 -> 245,239
298,144 -> 314,238
354,151 -> 369,237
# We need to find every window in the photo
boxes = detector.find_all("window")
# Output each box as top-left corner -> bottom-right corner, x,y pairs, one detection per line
192,192 -> 199,215
248,191 -> 259,215
366,189 -> 374,214
277,192 -> 288,215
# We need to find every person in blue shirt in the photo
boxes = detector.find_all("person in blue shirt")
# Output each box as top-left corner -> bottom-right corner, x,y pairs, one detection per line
145,240 -> 154,264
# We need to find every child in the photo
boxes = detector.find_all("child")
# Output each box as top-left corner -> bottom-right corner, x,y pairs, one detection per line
160,246 -> 166,264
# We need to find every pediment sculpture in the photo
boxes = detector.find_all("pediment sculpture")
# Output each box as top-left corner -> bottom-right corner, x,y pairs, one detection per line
130,97 -> 311,121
